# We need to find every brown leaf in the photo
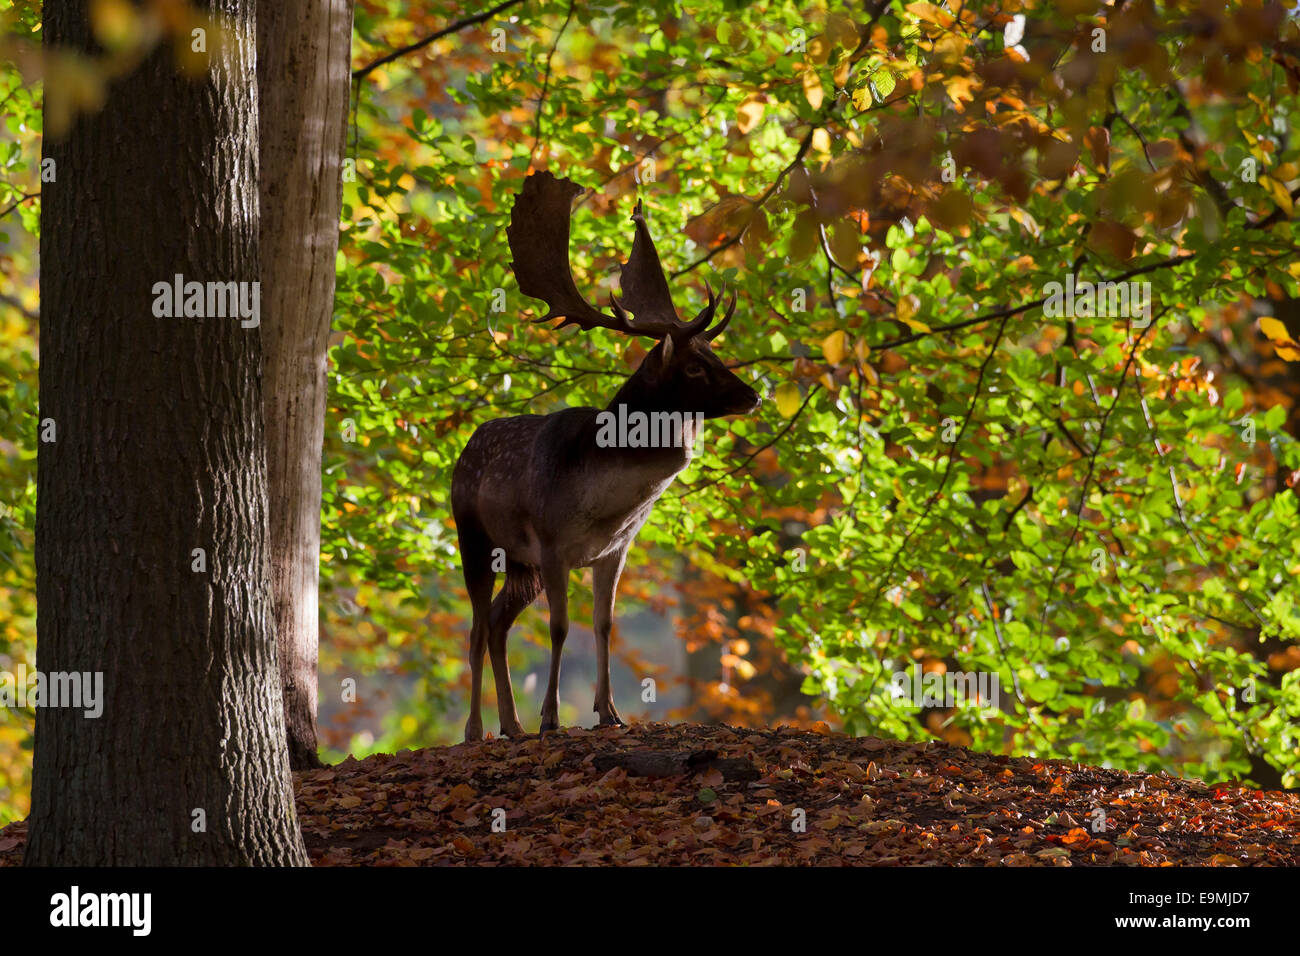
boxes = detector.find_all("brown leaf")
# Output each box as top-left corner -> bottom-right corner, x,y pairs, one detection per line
1084,125 -> 1110,170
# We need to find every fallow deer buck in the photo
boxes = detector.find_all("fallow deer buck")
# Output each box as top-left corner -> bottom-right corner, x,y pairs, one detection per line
453,171 -> 761,741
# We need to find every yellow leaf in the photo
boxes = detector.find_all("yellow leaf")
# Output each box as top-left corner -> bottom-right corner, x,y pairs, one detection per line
736,95 -> 764,134
934,33 -> 969,65
775,382 -> 802,418
716,21 -> 732,44
802,69 -> 824,110
1276,346 -> 1300,361
826,13 -> 859,49
1267,175 -> 1294,216
811,127 -> 832,155
90,0 -> 141,51
897,294 -> 930,332
944,73 -> 977,109
1260,316 -> 1294,344
822,330 -> 847,365
898,294 -> 919,322
905,1 -> 954,26
1008,205 -> 1040,237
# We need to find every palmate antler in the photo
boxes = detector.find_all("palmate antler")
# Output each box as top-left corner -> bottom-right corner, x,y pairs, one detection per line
505,171 -> 736,342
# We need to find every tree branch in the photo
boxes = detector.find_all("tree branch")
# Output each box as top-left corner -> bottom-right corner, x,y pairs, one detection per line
352,0 -> 529,81
0,192 -> 38,220
529,0 -> 576,161
1035,316 -> 1160,638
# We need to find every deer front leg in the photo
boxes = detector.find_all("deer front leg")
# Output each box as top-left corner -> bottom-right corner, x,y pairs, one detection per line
592,550 -> 627,727
538,559 -> 570,733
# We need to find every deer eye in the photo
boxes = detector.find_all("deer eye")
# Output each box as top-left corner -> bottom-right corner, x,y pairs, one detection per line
684,362 -> 707,378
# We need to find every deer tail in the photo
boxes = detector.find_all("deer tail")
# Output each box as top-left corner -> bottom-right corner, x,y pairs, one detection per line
504,561 -> 543,607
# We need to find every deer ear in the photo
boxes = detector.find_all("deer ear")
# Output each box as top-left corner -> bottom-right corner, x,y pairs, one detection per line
659,334 -> 675,366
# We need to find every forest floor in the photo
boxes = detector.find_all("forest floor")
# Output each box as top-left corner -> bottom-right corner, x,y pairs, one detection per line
2,721 -> 1298,865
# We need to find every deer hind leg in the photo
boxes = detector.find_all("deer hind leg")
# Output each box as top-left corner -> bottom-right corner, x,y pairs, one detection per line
488,562 -> 541,738
592,550 -> 628,727
538,557 -> 571,733
458,523 -> 496,743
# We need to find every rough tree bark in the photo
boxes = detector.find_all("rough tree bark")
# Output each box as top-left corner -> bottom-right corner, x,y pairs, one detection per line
258,0 -> 354,771
27,1 -> 309,864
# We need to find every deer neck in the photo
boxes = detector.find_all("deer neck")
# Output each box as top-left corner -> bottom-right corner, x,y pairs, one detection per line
592,370 -> 701,475
607,369 -> 668,416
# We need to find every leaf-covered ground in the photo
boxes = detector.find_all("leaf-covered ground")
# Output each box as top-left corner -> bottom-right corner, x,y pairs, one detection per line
2,722 -> 1297,866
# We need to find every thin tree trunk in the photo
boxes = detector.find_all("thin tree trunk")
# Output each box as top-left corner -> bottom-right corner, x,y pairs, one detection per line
258,0 -> 354,771
27,0 -> 308,865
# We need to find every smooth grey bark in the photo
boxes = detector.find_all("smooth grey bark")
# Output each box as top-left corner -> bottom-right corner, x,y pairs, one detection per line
258,0 -> 354,771
27,0 -> 309,865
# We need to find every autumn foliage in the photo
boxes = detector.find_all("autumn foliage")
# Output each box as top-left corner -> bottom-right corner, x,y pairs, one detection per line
3,0 -> 1300,826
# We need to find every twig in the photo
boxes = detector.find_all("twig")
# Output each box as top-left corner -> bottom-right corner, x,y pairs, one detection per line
352,0 -> 529,81
0,290 -> 36,323
866,311 -> 1015,616
529,0 -> 576,162
868,253 -> 1195,352
669,126 -> 819,278
675,384 -> 822,499
1035,317 -> 1160,638
0,192 -> 38,220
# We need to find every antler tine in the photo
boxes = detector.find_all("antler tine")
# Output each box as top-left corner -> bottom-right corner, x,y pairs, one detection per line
528,294 -> 642,337
608,294 -> 639,333
599,291 -> 700,340
678,281 -> 720,340
706,290 -> 738,341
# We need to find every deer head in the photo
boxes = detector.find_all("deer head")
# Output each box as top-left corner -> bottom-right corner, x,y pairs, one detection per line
505,171 -> 760,419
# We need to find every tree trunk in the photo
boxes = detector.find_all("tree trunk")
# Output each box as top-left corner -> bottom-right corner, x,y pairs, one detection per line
258,0 -> 354,771
27,1 -> 308,865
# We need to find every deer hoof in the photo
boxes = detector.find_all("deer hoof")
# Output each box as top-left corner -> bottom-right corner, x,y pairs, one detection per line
539,716 -> 559,733
598,713 -> 626,727
464,719 -> 484,742
499,721 -> 526,738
